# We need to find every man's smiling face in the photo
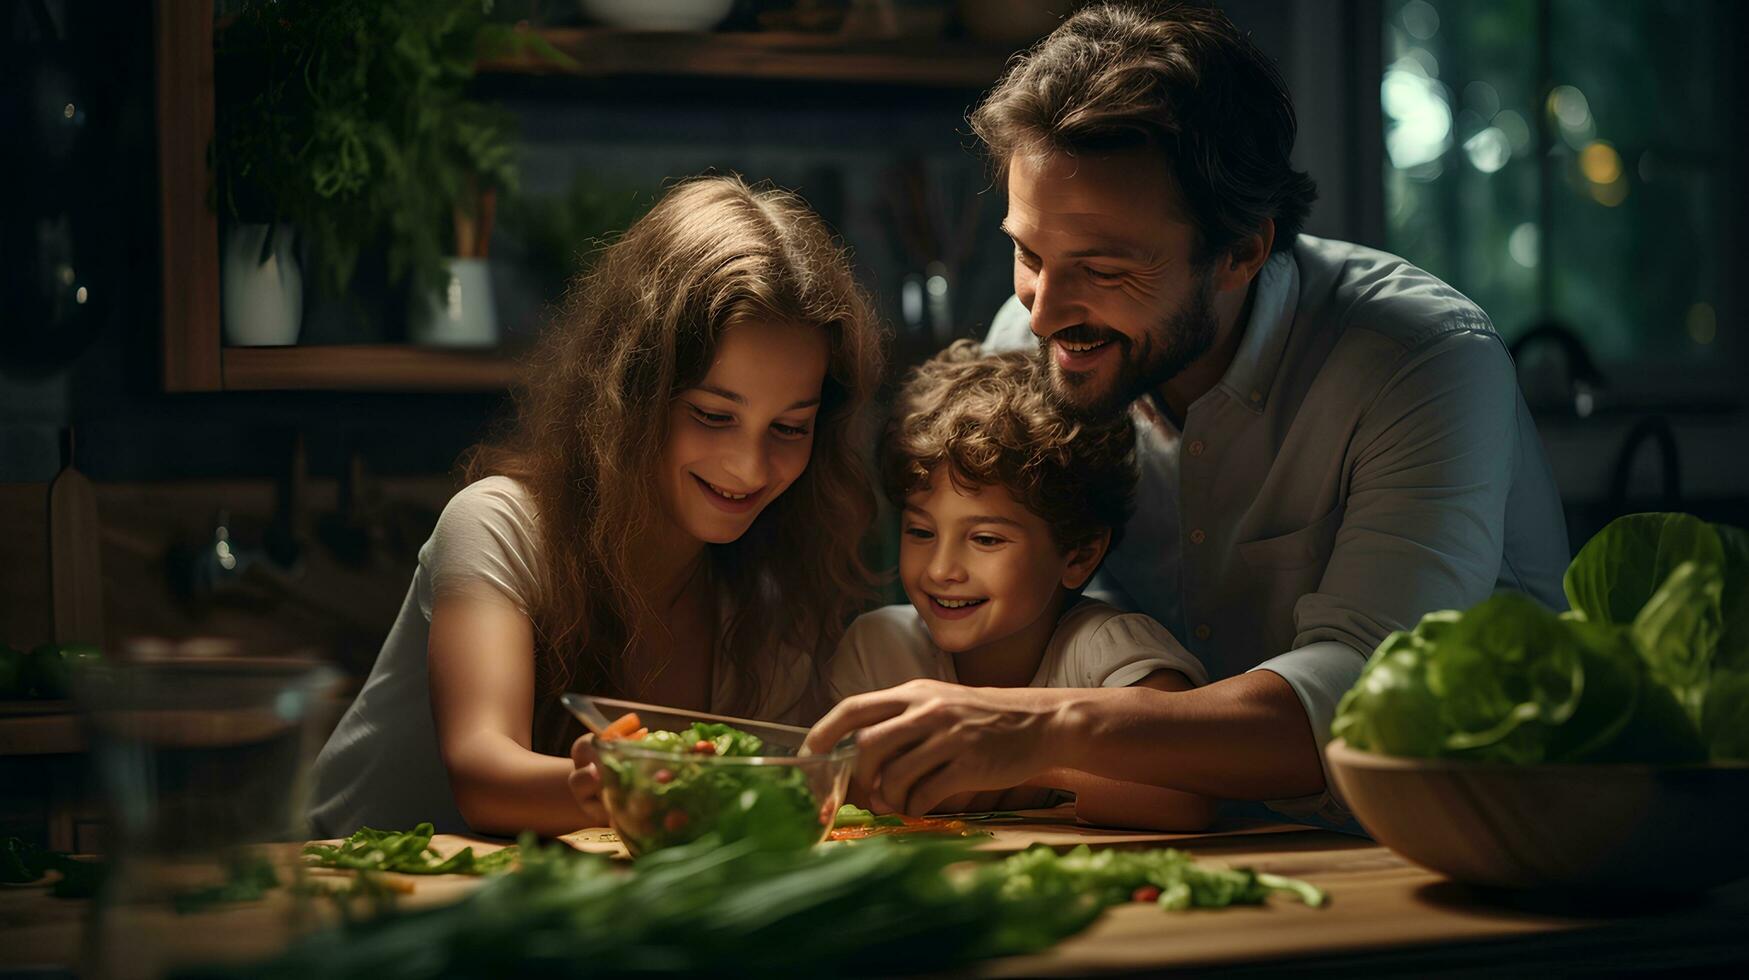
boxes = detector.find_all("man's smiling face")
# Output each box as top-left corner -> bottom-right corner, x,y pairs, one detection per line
1004,148 -> 1221,420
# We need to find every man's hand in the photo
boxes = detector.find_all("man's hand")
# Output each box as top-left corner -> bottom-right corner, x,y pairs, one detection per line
804,679 -> 1078,815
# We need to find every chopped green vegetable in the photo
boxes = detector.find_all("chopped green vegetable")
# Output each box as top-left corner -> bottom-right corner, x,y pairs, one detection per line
302,823 -> 518,876
186,833 -> 1324,979
995,844 -> 1326,914
172,854 -> 281,914
1334,512 -> 1749,763
833,803 -> 876,828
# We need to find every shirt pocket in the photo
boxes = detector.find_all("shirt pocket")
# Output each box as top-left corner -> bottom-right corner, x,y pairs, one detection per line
1237,507 -> 1344,570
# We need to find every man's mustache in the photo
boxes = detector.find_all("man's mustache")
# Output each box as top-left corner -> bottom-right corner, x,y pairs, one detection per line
1036,324 -> 1127,347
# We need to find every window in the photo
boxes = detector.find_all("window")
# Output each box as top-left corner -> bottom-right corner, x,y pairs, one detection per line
1381,0 -> 1740,398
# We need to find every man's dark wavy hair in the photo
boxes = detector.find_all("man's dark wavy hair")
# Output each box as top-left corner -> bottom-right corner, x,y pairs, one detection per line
970,1 -> 1318,260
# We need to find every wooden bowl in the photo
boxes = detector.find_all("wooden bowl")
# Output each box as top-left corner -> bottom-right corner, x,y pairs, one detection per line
1326,739 -> 1749,892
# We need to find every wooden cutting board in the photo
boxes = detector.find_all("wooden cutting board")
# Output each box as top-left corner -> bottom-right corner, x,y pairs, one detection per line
968,809 -> 1311,851
553,809 -> 1314,861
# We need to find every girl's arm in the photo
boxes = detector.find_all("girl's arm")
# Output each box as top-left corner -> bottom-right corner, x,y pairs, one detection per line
428,595 -> 603,836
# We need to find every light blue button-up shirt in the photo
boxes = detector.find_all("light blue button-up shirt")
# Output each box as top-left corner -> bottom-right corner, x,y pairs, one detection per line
986,235 -> 1571,822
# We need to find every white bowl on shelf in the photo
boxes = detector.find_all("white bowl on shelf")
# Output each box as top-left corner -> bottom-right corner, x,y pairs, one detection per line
579,0 -> 733,31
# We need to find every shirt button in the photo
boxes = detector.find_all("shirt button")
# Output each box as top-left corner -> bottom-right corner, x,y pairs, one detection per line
1194,624 -> 1213,641
1249,389 -> 1263,403
1187,439 -> 1205,457
1189,528 -> 1206,545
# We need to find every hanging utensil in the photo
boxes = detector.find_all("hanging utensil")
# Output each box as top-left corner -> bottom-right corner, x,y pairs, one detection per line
47,427 -> 104,645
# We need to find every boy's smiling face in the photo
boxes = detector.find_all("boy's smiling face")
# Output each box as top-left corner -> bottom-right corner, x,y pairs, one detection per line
899,467 -> 1103,656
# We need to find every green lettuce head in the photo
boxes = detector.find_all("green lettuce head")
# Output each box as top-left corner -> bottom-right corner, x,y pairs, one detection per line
1333,593 -> 1703,764
1564,513 -> 1749,760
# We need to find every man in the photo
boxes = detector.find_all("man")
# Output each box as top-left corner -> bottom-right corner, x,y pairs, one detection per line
805,1 -> 1569,824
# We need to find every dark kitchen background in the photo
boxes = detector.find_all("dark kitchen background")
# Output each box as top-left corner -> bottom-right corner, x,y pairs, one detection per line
3,0 -> 1745,848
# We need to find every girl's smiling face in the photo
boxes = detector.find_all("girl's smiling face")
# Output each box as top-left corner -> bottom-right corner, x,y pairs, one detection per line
659,319 -> 829,545
898,468 -> 1103,654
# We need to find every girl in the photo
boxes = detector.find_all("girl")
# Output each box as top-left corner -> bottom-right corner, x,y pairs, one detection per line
309,176 -> 885,837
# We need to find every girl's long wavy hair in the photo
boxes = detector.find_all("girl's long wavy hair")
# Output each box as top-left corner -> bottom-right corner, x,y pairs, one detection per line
464,175 -> 886,753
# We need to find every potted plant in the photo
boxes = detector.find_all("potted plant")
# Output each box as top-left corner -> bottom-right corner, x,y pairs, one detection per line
213,0 -> 539,345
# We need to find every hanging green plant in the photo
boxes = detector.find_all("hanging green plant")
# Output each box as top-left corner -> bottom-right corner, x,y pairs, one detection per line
212,0 -> 556,302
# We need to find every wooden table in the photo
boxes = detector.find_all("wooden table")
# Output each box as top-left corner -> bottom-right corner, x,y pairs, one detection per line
4,815 -> 1748,976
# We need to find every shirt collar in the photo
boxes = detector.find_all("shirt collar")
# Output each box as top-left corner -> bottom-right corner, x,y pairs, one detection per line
1215,248 -> 1299,414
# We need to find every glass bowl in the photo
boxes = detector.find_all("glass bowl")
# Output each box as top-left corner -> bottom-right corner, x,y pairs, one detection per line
587,702 -> 856,858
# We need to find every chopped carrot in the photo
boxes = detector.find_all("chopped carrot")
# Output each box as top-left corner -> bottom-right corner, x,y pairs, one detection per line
825,817 -> 973,841
600,712 -> 643,741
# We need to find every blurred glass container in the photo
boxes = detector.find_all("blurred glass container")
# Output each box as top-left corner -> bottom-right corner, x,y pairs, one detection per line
75,655 -> 341,979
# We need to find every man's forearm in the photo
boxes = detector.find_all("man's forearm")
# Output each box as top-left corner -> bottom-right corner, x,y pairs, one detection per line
1047,670 -> 1326,800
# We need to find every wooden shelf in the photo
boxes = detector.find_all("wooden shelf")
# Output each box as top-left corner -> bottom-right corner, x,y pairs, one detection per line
0,703 -> 83,756
158,4 -> 1011,393
220,346 -> 519,392
476,27 -> 1016,89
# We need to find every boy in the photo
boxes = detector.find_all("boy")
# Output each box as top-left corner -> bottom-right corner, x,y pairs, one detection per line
824,341 -> 1213,830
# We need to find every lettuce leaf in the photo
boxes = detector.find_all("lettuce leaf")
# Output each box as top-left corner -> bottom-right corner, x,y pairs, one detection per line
1702,670 -> 1749,762
1331,630 -> 1445,758
1564,512 -> 1723,628
1334,592 -> 1703,764
1338,514 -> 1748,765
1631,560 -> 1723,717
1713,524 -> 1749,672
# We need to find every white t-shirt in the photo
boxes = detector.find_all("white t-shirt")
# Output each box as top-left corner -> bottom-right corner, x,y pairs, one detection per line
823,599 -> 1209,703
306,476 -> 812,837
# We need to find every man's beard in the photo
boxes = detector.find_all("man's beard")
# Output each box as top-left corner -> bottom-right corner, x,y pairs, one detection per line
1035,266 -> 1220,422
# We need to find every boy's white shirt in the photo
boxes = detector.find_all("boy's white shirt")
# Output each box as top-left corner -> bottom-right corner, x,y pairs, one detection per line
824,598 -> 1209,703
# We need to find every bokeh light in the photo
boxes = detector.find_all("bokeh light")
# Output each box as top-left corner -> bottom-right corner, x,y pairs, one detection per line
1493,109 -> 1532,153
1687,302 -> 1717,346
1509,223 -> 1539,268
1383,59 -> 1453,170
1580,141 -> 1622,185
1463,80 -> 1500,119
1465,127 -> 1511,173
1402,0 -> 1440,40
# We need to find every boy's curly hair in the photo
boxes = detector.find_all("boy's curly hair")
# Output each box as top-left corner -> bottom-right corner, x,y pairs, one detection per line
883,340 -> 1139,550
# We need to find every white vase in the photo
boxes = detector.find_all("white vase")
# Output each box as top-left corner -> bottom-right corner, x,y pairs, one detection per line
409,257 -> 499,347
221,223 -> 303,346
